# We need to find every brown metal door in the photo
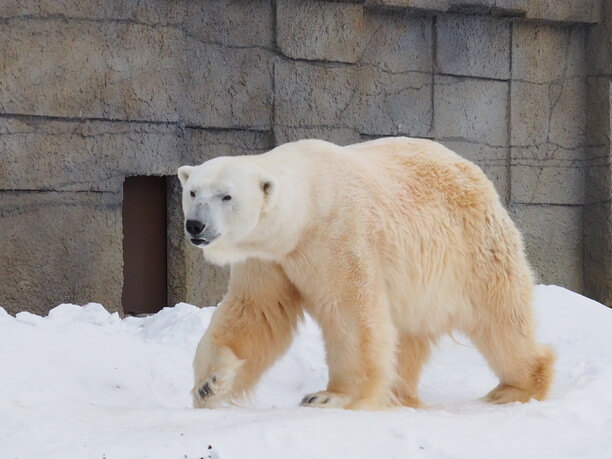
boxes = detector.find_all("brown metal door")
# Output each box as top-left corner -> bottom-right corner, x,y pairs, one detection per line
122,176 -> 168,315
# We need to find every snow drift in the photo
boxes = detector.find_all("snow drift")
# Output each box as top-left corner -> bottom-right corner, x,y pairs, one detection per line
1,285 -> 611,458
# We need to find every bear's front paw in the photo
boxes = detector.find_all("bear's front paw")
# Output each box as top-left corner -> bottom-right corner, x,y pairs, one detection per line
193,374 -> 221,407
192,366 -> 241,409
300,391 -> 352,409
192,346 -> 244,409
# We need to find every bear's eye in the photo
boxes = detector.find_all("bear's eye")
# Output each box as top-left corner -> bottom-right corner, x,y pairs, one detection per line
222,195 -> 232,202
190,190 -> 195,198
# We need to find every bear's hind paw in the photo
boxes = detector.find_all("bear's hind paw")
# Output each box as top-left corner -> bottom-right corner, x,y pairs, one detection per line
483,384 -> 534,404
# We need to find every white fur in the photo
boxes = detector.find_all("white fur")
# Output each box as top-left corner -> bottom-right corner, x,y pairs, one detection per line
179,137 -> 555,410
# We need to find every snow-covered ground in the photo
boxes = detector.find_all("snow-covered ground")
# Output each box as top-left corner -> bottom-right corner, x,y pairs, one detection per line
1,285 -> 611,459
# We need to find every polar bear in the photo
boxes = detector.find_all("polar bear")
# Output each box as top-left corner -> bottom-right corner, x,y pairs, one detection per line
178,137 -> 555,410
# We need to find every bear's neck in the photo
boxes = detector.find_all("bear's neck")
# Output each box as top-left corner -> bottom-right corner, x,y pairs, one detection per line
254,166 -> 312,262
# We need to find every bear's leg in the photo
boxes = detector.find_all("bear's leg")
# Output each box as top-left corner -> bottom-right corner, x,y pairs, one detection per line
192,259 -> 302,408
467,309 -> 555,404
393,334 -> 432,408
300,296 -> 397,410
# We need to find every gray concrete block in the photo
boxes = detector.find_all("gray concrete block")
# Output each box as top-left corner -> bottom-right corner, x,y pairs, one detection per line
183,42 -> 274,129
274,60 -> 432,137
509,203 -> 583,292
510,75 -> 586,205
0,118 -> 185,192
0,6 -> 273,128
433,75 -> 508,146
356,66 -> 432,136
510,81 -> 550,147
359,11 -> 432,73
166,176 -> 229,308
511,143 -> 585,205
512,23 -> 585,84
274,60 -> 359,128
184,0 -> 273,47
549,78 -> 586,150
0,190 -> 123,315
511,79 -> 586,149
440,140 -> 509,202
436,15 -> 510,80
510,159 -> 585,205
0,19 -> 185,122
276,0 -> 366,63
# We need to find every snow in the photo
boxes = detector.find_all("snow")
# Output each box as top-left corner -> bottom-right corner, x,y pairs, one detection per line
1,285 -> 611,459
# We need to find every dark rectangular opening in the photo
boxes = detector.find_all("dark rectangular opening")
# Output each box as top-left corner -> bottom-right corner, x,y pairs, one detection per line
122,176 -> 168,315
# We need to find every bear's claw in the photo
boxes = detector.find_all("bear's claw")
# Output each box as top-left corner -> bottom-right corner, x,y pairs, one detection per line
301,395 -> 327,405
198,382 -> 214,399
193,373 -> 225,407
300,391 -> 350,408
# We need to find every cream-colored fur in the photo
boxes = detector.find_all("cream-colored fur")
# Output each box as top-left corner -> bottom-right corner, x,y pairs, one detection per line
178,137 -> 555,410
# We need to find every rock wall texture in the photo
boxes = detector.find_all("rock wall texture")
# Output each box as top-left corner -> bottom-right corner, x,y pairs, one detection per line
0,0 -> 610,314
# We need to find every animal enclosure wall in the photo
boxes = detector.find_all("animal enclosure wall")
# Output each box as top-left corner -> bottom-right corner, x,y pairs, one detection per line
0,0 -> 610,315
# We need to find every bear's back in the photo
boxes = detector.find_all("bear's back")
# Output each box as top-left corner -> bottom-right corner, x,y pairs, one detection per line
343,137 -> 499,211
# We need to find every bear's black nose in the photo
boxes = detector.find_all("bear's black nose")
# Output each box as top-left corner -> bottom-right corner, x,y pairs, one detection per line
186,219 -> 205,235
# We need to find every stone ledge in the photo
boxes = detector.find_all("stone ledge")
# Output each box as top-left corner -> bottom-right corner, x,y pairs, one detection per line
362,0 -> 600,24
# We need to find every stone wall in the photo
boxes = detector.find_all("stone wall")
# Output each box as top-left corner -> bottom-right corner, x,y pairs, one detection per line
0,0 -> 610,315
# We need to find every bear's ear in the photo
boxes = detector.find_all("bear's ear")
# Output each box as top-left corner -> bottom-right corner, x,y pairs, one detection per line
260,175 -> 277,212
177,165 -> 193,187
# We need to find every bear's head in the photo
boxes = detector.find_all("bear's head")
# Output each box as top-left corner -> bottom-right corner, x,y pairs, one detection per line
177,156 -> 276,265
